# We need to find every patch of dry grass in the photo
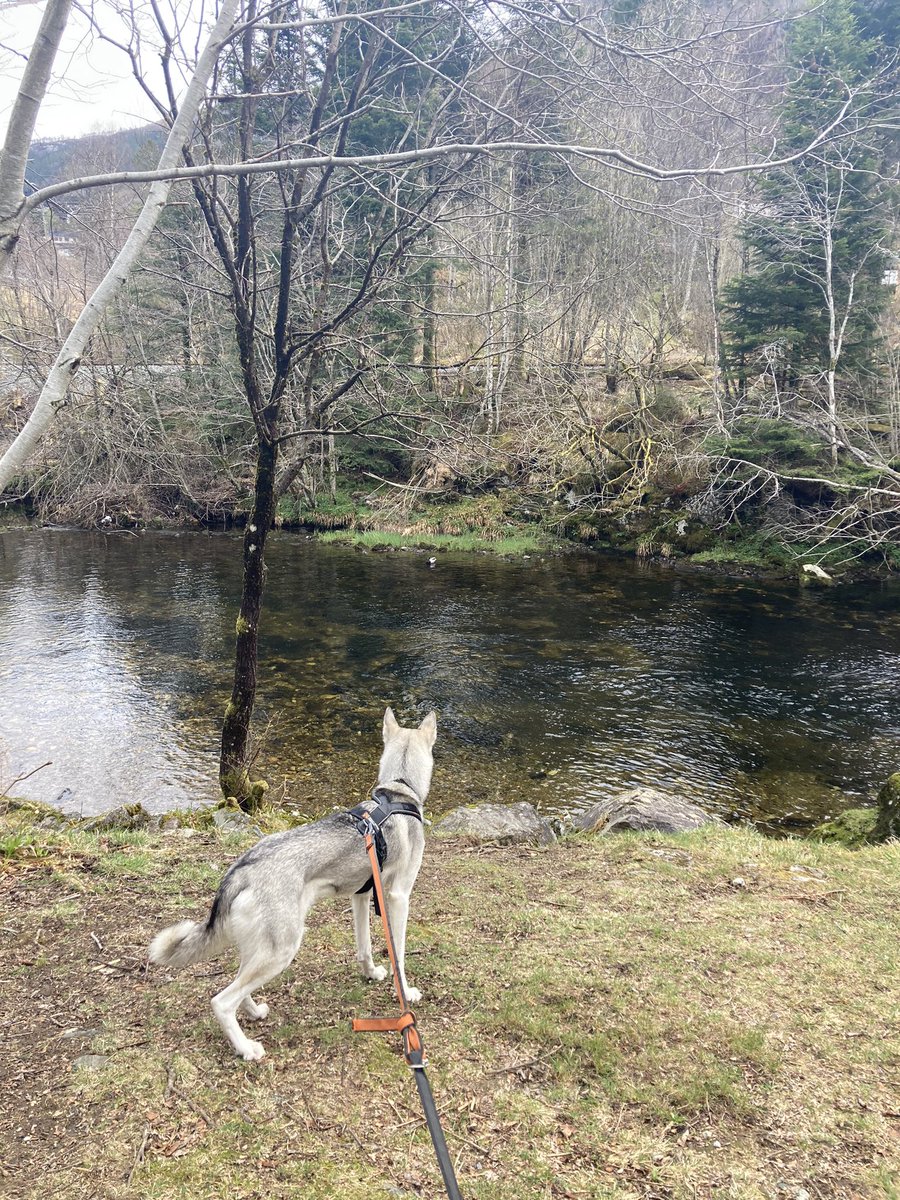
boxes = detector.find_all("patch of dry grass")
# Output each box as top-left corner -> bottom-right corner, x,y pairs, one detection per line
1,816 -> 898,1199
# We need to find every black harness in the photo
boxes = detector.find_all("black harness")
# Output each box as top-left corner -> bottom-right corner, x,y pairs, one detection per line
349,785 -> 423,913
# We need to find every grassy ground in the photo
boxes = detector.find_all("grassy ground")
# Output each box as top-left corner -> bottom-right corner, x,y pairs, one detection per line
1,814 -> 898,1200
317,529 -> 548,555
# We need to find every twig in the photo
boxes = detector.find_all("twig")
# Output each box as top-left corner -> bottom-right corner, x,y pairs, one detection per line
0,761 -> 53,799
169,1084 -> 215,1128
484,1048 -> 558,1076
126,1124 -> 151,1186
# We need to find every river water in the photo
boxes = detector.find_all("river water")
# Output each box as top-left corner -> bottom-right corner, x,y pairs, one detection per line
1,529 -> 898,830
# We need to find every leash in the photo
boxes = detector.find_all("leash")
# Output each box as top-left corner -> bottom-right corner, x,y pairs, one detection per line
350,805 -> 464,1200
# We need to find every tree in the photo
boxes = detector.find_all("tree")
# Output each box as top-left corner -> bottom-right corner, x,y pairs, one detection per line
4,0 -> 894,804
0,0 -> 242,490
723,0 -> 895,461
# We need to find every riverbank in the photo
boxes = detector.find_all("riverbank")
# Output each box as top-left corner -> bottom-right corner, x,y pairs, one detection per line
2,493 -> 897,580
2,808 -> 898,1199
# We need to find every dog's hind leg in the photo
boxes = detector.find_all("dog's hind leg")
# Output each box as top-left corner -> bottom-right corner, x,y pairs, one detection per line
211,890 -> 309,1060
351,892 -> 387,982
239,994 -> 269,1021
211,946 -> 295,1061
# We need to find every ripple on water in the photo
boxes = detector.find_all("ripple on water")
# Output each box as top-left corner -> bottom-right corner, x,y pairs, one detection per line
0,530 -> 898,826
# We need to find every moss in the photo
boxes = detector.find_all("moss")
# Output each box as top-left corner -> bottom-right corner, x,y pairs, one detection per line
235,615 -> 251,636
872,772 -> 900,842
808,807 -> 878,848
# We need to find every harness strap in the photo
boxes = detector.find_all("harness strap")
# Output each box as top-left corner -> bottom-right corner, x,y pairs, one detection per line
349,789 -> 423,914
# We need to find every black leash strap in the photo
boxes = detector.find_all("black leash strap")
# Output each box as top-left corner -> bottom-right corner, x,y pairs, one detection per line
350,797 -> 464,1200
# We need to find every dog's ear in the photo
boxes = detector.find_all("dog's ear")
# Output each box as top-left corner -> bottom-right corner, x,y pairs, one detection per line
383,706 -> 400,742
418,710 -> 437,748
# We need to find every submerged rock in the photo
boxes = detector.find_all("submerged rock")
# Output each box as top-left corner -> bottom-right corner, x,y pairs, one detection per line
575,788 -> 722,835
873,772 -> 900,842
808,808 -> 878,849
434,802 -> 555,845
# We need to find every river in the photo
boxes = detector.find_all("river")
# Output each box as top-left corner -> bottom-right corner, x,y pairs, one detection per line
1,529 -> 898,830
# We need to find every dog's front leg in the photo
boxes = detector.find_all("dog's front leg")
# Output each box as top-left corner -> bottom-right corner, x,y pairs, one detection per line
351,893 -> 387,982
385,889 -> 421,1004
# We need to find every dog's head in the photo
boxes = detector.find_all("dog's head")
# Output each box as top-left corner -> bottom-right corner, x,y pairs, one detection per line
379,707 -> 438,803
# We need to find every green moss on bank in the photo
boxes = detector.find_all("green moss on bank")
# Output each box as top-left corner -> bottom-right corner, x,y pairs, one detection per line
319,528 -> 548,555
1,813 -> 898,1199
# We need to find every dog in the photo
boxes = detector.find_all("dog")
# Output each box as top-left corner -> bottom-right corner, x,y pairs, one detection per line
149,707 -> 436,1061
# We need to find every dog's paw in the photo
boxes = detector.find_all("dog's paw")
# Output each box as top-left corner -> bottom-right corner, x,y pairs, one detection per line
241,1000 -> 269,1021
239,1039 -> 266,1062
366,965 -> 388,983
405,986 -> 422,1004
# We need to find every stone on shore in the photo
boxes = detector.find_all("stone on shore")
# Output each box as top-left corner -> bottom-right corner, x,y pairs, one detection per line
872,772 -> 900,842
809,808 -> 878,849
434,802 -> 556,845
575,787 -> 722,835
82,803 -> 152,832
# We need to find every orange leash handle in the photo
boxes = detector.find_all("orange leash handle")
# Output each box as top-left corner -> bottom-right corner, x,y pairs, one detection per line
352,1013 -> 415,1034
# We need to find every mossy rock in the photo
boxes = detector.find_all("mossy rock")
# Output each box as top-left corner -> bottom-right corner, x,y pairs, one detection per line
808,807 -> 878,848
872,772 -> 900,842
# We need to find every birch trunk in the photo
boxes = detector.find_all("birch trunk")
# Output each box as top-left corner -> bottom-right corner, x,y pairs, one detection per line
0,0 -> 73,273
0,0 -> 240,493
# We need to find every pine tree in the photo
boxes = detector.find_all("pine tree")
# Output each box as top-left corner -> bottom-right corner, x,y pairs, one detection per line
723,0 -> 894,397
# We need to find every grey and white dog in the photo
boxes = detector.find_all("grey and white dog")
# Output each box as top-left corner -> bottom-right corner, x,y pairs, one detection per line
149,707 -> 436,1061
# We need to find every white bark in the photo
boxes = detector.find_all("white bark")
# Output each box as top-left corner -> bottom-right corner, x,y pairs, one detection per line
0,0 -> 73,272
0,0 -> 241,492
13,96 -> 859,220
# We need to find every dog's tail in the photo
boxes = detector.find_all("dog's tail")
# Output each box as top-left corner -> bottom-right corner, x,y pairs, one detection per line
149,914 -> 225,969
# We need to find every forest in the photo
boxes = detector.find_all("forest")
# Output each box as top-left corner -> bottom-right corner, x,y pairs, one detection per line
1,0 -> 898,576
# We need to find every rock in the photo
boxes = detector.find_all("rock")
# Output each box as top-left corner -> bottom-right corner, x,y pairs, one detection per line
1,796 -> 69,829
800,563 -> 834,586
808,808 -> 878,848
212,808 -> 263,837
72,1055 -> 110,1071
575,788 -> 722,835
872,772 -> 900,842
434,802 -> 555,845
62,1027 -> 104,1041
81,803 -> 151,832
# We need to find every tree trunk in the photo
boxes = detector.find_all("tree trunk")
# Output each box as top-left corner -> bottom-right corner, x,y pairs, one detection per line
219,434 -> 279,808
0,0 -> 73,273
421,249 -> 438,393
0,0 -> 240,491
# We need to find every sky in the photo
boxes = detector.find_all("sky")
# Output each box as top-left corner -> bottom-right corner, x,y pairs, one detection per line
0,2 -> 179,141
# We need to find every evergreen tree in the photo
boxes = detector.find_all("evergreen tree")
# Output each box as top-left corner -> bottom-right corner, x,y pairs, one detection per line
723,0 -> 894,394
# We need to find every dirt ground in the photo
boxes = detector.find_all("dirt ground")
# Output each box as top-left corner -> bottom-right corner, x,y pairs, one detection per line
1,819 -> 899,1200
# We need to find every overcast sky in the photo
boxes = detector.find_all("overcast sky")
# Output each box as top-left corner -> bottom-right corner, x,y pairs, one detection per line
0,3 -> 174,141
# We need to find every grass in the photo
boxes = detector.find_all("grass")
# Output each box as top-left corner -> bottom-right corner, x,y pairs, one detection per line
318,528 -> 547,555
1,814 -> 898,1198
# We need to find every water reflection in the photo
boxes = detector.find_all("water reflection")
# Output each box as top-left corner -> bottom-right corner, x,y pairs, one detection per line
0,530 -> 898,828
